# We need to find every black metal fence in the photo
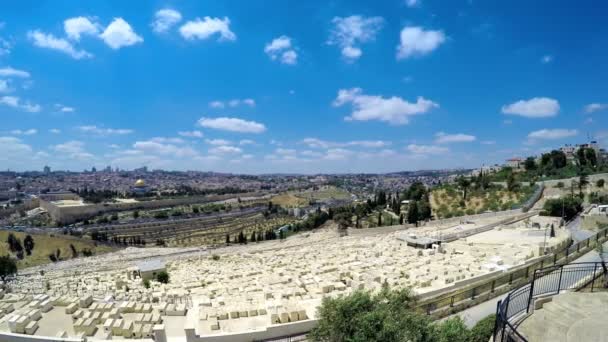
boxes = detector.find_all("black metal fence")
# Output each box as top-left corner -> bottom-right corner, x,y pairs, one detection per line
493,261 -> 607,342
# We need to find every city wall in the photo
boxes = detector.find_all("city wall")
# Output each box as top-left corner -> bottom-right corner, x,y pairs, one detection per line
40,193 -> 271,225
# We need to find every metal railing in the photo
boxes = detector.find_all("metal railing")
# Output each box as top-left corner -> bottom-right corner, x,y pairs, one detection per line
417,227 -> 608,317
493,261 -> 608,342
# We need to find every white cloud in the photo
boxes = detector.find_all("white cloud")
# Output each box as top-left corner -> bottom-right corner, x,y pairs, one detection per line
0,67 -> 30,78
209,145 -> 242,154
0,96 -> 41,112
55,104 -> 75,113
541,55 -> 553,64
150,137 -> 185,144
0,137 -> 33,161
396,26 -> 445,59
211,98 -> 255,108
239,139 -> 255,145
205,138 -> 232,146
52,140 -> 94,160
501,97 -> 559,118
527,129 -> 578,141
434,132 -> 476,144
0,37 -> 11,56
407,144 -> 448,155
28,30 -> 93,59
49,128 -> 61,134
179,17 -> 236,41
178,130 -> 203,138
10,129 -> 37,136
100,18 -> 143,49
77,125 -> 133,135
405,0 -> 421,7
481,140 -> 496,145
333,87 -> 438,125
152,9 -> 182,33
264,35 -> 298,65
64,16 -> 101,41
209,100 -> 225,109
328,16 -> 383,61
197,117 -> 266,133
584,103 -> 607,113
133,140 -> 198,157
301,137 -> 390,149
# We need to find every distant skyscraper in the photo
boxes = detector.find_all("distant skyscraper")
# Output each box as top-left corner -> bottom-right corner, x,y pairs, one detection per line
43,165 -> 51,174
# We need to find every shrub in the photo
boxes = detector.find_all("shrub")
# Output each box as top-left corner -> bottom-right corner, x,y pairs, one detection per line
469,314 -> 496,342
211,254 -> 220,261
156,271 -> 169,284
143,279 -> 150,289
597,179 -> 605,188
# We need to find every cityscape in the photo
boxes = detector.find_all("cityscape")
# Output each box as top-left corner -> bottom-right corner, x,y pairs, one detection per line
1,1 -> 608,342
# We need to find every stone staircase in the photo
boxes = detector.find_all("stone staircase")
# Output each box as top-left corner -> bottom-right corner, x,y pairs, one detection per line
517,292 -> 608,341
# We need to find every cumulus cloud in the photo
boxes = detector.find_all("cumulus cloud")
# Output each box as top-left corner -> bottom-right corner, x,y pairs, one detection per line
239,139 -> 255,145
0,137 -> 33,161
27,30 -> 93,59
527,129 -> 578,141
301,137 -> 390,149
0,96 -> 41,112
405,0 -> 421,7
205,138 -> 232,146
178,130 -> 203,138
0,79 -> 9,93
133,140 -> 198,157
264,35 -> 298,65
77,125 -> 133,135
434,132 -> 476,144
10,129 -> 37,136
54,104 -> 75,113
53,140 -> 94,160
328,16 -> 383,61
179,17 -> 236,41
584,103 -> 607,113
396,26 -> 445,59
501,97 -> 560,118
64,17 -> 101,41
152,9 -> 182,33
209,145 -> 242,155
100,18 -> 143,49
333,88 -> 438,125
0,67 -> 30,78
197,117 -> 266,133
49,128 -> 61,134
406,144 -> 448,155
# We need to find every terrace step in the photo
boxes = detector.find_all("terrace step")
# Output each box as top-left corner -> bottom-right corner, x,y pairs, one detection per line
517,292 -> 608,342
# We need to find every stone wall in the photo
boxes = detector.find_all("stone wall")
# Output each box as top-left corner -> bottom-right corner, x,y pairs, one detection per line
185,319 -> 317,342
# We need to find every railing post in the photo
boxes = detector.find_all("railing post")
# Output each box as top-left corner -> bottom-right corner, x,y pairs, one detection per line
501,299 -> 510,341
577,243 -> 580,253
591,263 -> 598,292
554,254 -> 558,265
557,266 -> 564,293
493,300 -> 502,342
471,287 -> 476,300
525,266 -> 529,278
527,272 -> 536,313
450,296 -> 454,307
491,280 -> 496,293
508,273 -> 513,285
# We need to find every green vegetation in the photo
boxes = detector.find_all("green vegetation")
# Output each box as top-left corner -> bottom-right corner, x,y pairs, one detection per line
156,271 -> 170,284
0,255 -> 17,283
541,197 -> 583,221
143,279 -> 150,288
493,148 -> 606,182
432,171 -> 533,218
0,230 -> 114,268
309,288 -> 496,342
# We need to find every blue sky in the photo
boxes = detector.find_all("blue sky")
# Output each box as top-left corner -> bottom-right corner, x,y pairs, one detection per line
1,0 -> 607,173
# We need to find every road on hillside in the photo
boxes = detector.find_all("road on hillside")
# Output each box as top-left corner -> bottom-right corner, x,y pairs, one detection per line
449,216 -> 602,328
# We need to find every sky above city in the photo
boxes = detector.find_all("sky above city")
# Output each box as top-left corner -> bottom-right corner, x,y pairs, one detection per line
1,0 -> 607,174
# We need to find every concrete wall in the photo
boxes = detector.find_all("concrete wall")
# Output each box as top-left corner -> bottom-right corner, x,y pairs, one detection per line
41,192 -> 271,224
0,332 -> 81,342
185,319 -> 317,342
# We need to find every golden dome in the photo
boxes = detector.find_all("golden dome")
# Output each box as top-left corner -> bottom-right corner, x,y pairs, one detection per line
134,179 -> 146,187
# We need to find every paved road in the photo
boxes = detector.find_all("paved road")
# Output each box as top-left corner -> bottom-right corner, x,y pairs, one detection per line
450,216 -> 603,328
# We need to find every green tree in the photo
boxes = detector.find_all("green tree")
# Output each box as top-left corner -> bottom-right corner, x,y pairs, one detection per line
156,271 -> 169,284
506,171 -> 519,192
407,201 -> 419,224
523,157 -> 537,171
309,289 -> 434,342
457,177 -> 471,202
543,197 -> 582,221
143,279 -> 150,288
578,170 -> 589,196
0,255 -> 17,283
23,235 -> 35,256
597,179 -> 605,188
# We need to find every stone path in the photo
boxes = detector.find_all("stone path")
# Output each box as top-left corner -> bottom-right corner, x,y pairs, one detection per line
517,292 -> 608,342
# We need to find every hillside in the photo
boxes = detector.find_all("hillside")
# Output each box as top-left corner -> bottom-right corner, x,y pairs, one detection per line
0,231 -> 115,269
